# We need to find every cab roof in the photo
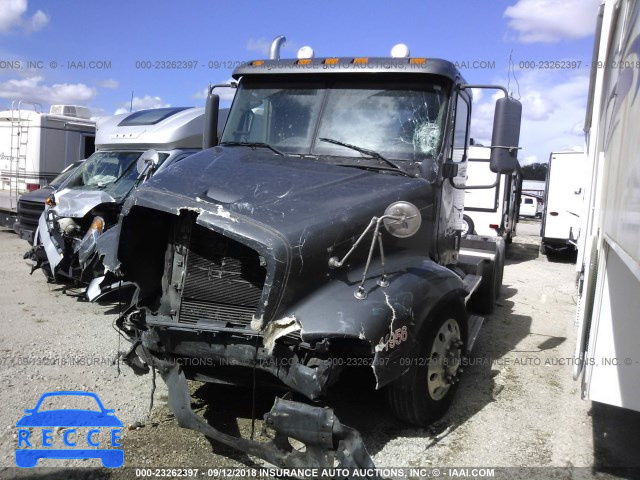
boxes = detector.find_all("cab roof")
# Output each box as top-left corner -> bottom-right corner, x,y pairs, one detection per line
232,57 -> 465,84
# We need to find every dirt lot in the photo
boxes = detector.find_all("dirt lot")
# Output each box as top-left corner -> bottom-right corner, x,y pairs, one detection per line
0,220 -> 638,479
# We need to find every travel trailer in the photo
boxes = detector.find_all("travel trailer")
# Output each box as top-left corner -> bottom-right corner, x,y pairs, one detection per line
0,102 -> 95,227
540,150 -> 588,254
574,0 -> 640,414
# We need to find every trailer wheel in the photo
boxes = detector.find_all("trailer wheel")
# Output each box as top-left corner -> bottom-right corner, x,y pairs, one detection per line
386,302 -> 467,426
468,260 -> 497,314
461,215 -> 474,238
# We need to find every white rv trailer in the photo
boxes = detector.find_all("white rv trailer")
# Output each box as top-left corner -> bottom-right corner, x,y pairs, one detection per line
574,0 -> 640,413
462,145 -> 522,242
0,102 -> 95,227
540,150 -> 588,254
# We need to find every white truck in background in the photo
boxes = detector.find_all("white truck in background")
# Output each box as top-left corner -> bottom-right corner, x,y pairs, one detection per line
540,150 -> 588,255
519,193 -> 541,218
0,103 -> 96,227
462,145 -> 522,242
574,0 -> 640,413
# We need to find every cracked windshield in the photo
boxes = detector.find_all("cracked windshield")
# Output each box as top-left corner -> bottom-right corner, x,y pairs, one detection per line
222,78 -> 449,162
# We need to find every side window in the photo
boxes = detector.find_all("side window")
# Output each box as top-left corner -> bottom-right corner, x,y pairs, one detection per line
450,93 -> 470,163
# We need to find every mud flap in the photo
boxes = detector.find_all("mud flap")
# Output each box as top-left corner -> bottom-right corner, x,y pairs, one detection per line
158,362 -> 379,478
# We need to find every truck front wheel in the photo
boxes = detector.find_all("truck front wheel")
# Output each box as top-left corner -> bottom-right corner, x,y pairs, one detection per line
386,303 -> 467,426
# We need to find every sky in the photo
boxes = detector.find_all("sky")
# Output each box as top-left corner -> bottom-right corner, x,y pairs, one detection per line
0,0 -> 601,165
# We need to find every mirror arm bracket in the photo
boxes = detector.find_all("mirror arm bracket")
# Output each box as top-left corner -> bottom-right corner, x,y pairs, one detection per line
449,172 -> 500,190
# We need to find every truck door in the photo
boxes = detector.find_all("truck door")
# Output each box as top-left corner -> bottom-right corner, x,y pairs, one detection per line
437,90 -> 470,264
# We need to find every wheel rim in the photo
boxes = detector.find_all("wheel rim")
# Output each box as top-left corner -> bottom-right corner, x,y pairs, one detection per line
427,318 -> 463,401
461,219 -> 469,237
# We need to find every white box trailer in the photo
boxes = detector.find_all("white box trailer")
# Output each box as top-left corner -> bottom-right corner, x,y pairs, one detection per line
540,151 -> 588,254
462,145 -> 522,242
574,0 -> 640,413
0,102 -> 95,226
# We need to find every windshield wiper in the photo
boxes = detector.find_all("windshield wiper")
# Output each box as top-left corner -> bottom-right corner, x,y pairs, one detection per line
318,138 -> 412,176
219,141 -> 284,156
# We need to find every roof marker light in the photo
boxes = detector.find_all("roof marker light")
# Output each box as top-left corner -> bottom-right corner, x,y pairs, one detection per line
323,58 -> 339,65
353,57 -> 368,64
409,58 -> 427,65
391,43 -> 410,58
297,46 -> 314,59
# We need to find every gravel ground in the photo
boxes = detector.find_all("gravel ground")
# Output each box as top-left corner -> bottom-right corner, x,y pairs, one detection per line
0,221 -> 638,479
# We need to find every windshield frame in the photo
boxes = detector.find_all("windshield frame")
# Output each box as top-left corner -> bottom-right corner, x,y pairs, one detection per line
221,74 -> 452,167
62,150 -> 170,201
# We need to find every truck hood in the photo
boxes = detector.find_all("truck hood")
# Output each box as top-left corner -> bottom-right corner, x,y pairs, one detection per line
18,185 -> 55,205
52,188 -> 116,218
123,146 -> 433,324
138,146 -> 430,235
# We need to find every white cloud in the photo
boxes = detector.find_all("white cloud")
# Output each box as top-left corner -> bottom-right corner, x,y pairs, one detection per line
520,90 -> 556,121
504,0 -> 600,43
98,79 -> 119,89
0,0 -> 49,34
471,70 -> 589,166
0,76 -> 95,105
114,95 -> 169,115
29,9 -> 48,31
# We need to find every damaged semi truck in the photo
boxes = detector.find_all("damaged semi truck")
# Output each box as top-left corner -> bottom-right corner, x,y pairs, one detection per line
113,39 -> 521,471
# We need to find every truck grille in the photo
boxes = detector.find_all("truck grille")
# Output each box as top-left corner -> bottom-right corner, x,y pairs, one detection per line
17,199 -> 44,230
178,225 -> 266,328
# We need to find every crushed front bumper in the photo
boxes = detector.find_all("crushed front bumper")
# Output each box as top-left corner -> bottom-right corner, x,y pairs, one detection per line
138,355 -> 379,478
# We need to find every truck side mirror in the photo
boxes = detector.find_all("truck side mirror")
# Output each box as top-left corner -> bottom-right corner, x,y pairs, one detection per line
136,149 -> 160,176
203,90 -> 220,149
490,97 -> 522,174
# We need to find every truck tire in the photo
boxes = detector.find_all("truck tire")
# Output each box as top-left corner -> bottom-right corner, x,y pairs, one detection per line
469,259 -> 496,314
386,302 -> 467,426
461,215 -> 474,238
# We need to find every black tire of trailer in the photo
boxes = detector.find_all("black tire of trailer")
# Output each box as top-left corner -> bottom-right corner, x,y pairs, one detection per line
461,215 -> 475,238
386,300 -> 468,427
468,259 -> 497,314
540,242 -> 548,255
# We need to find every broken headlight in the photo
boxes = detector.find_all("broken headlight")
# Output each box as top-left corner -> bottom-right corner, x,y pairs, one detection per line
76,216 -> 105,265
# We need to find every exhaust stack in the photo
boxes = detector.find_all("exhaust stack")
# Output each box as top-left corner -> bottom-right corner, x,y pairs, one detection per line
269,35 -> 286,60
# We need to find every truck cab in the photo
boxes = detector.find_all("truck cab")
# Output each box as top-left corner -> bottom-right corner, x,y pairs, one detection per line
113,40 -> 521,470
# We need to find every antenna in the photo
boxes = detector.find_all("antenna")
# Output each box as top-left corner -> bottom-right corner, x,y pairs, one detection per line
507,50 -> 521,100
129,91 -> 134,112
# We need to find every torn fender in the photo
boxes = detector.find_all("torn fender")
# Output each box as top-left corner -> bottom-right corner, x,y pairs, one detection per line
36,210 -> 63,273
95,222 -> 122,273
281,253 -> 467,388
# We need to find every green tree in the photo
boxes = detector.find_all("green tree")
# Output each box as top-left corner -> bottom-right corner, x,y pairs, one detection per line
521,163 -> 548,181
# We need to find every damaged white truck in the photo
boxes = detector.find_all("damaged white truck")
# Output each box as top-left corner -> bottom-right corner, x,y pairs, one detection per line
111,39 -> 522,473
29,106 -> 227,297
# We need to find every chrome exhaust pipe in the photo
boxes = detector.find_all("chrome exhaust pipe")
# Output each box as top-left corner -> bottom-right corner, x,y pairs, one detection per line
269,35 -> 286,60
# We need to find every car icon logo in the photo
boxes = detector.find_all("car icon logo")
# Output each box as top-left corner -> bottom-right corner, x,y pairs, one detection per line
15,391 -> 123,468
